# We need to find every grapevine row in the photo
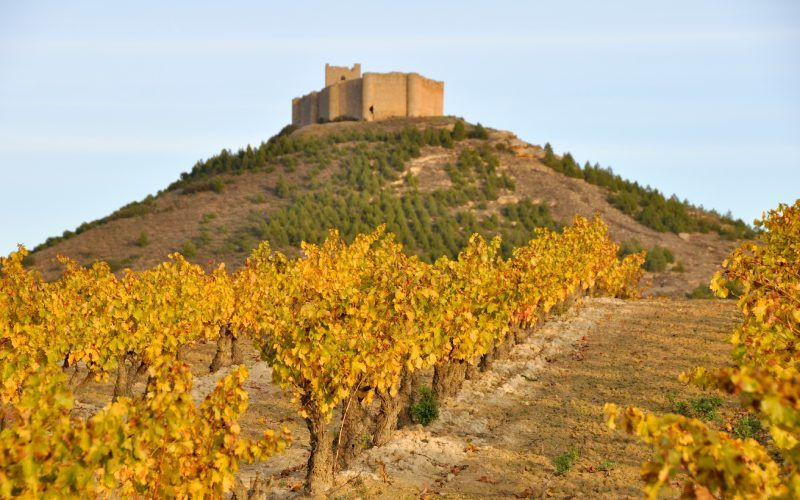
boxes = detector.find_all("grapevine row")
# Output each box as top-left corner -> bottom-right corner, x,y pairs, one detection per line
1,215 -> 644,495
606,199 -> 800,498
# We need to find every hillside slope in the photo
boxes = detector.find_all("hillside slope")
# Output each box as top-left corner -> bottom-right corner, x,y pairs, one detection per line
27,117 -> 745,295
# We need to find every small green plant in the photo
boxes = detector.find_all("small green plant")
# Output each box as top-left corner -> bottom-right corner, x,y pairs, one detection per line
687,284 -> 715,299
672,261 -> 686,272
275,176 -> 290,198
617,238 -> 644,258
410,387 -> 438,426
644,245 -> 674,272
181,241 -> 197,259
687,280 -> 741,300
668,394 -> 723,421
210,177 -> 224,193
201,212 -> 217,224
732,414 -> 762,440
103,255 -> 137,273
690,396 -> 723,421
597,460 -> 616,472
672,400 -> 692,417
452,119 -> 467,140
181,177 -> 224,195
552,448 -> 580,475
468,123 -> 489,140
135,231 -> 149,247
619,240 -> 675,272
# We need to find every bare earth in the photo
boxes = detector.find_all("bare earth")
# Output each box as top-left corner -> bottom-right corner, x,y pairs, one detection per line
70,297 -> 739,498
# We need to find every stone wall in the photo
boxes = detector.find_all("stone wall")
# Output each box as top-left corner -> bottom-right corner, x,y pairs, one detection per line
293,91 -> 320,127
320,78 -> 363,122
362,72 -> 409,121
407,74 -> 444,118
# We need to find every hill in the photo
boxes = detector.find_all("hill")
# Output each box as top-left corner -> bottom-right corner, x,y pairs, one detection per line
26,117 -> 752,295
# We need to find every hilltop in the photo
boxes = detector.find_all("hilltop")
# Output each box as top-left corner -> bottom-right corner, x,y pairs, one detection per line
26,117 -> 751,295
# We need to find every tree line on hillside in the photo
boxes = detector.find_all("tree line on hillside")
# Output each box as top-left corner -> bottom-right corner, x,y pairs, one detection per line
541,143 -> 754,239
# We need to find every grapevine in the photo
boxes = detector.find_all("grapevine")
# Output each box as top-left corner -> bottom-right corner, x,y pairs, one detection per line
606,199 -> 800,498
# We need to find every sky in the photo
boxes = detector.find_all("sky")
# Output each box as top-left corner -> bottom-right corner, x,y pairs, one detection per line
1,1 -> 798,254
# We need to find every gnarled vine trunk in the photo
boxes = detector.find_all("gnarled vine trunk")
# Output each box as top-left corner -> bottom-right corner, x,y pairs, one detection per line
304,400 -> 335,494
373,374 -> 412,446
112,354 -> 139,401
209,326 -> 232,372
432,359 -> 467,401
336,397 -> 374,469
230,333 -> 245,365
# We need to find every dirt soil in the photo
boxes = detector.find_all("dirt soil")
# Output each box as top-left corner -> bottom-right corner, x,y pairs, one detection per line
68,297 -> 739,498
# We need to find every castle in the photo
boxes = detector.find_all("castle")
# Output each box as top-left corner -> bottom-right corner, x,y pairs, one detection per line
291,64 -> 444,127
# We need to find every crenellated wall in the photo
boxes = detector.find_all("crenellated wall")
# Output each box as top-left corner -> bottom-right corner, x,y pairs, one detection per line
292,65 -> 443,127
325,63 -> 361,87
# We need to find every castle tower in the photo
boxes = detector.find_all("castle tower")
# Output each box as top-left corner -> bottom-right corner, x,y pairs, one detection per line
325,63 -> 361,87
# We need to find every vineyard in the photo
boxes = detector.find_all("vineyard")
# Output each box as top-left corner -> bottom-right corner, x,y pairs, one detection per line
607,199 -> 800,498
1,215 -> 643,496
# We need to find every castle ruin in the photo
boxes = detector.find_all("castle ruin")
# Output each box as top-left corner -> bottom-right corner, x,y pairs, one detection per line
291,64 -> 444,127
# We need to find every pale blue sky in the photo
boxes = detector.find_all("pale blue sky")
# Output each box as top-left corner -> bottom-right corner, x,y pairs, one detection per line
1,1 -> 798,254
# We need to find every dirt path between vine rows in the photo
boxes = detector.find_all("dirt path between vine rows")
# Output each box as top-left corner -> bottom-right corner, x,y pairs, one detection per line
315,297 -> 739,499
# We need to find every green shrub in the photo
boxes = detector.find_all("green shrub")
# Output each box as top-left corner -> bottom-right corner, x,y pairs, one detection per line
687,284 -> 715,299
452,119 -> 467,140
690,396 -> 723,421
723,279 -> 744,298
135,231 -> 149,247
277,124 -> 297,136
541,143 -> 755,239
552,448 -> 580,475
597,460 -> 616,472
671,395 -> 723,421
468,123 -> 489,140
617,238 -> 644,258
733,414 -> 762,440
103,255 -> 137,273
672,400 -> 692,417
687,280 -> 741,299
275,176 -> 290,198
404,172 -> 419,188
672,261 -> 686,272
180,241 -> 197,259
618,240 -> 675,272
181,177 -> 224,195
410,387 -> 438,426
645,245 -> 674,272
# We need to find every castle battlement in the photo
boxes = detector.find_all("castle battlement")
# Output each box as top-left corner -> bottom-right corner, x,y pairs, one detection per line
292,64 -> 444,127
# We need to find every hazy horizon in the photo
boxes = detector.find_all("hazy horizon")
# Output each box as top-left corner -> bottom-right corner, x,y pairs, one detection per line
1,1 -> 798,253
